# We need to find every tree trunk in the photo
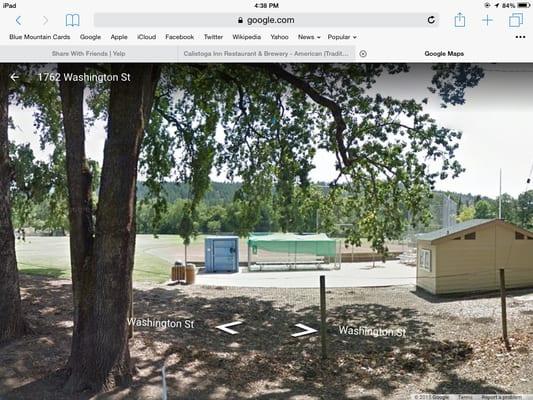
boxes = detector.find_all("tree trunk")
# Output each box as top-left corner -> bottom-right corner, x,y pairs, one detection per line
0,64 -> 28,343
58,64 -> 96,376
64,64 -> 160,393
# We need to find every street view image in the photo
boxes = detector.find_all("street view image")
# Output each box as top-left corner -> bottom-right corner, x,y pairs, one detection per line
1,63 -> 533,399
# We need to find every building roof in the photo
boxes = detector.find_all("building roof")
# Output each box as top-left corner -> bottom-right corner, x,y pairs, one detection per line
417,219 -> 495,242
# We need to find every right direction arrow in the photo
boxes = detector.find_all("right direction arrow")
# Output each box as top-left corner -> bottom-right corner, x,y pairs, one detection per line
291,323 -> 317,338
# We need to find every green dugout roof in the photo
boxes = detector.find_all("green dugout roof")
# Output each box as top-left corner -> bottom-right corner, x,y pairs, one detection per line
248,233 -> 337,257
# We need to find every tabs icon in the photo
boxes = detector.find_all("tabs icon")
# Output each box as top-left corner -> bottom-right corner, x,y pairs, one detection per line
509,13 -> 524,27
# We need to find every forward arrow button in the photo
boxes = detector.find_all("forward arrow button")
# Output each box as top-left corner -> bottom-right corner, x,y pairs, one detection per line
291,323 -> 317,338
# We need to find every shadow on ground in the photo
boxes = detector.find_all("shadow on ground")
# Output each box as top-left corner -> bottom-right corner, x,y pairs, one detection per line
0,275 -> 520,400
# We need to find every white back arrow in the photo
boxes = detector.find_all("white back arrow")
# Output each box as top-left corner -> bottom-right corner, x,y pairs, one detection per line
216,321 -> 243,335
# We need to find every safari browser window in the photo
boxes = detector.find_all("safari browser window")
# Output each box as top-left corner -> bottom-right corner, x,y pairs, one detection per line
1,1 -> 533,400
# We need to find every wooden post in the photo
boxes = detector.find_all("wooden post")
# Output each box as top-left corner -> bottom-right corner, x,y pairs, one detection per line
320,275 -> 327,360
499,268 -> 511,351
247,240 -> 251,269
340,241 -> 342,269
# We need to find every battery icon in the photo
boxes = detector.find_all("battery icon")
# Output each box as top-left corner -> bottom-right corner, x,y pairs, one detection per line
517,2 -> 531,7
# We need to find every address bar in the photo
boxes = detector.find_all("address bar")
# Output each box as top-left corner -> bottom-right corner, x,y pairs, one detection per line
94,13 -> 439,28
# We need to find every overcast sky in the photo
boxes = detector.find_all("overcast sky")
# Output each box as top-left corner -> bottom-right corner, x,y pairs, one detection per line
9,64 -> 533,198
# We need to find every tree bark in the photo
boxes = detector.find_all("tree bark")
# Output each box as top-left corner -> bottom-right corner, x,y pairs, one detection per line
0,64 -> 28,343
63,63 -> 161,393
58,64 -> 96,376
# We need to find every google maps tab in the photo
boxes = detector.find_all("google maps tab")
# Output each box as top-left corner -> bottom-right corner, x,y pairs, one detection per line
177,46 -> 356,62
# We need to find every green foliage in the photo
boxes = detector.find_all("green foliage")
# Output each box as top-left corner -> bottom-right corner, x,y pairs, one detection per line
10,143 -> 49,227
10,65 -> 63,148
139,65 -> 224,244
177,202 -> 196,245
429,64 -> 485,108
8,65 -> 69,233
474,199 -> 496,219
498,193 -> 518,223
517,190 -> 533,229
137,181 -> 240,205
457,205 -> 475,222
12,64 -> 487,254
9,140 -> 69,233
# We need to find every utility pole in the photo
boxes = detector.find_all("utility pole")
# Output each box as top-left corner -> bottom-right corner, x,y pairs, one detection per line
499,269 -> 511,351
314,183 -> 330,233
499,168 -> 502,219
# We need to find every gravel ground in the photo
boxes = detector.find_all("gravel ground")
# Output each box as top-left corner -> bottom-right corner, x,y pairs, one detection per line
1,276 -> 532,400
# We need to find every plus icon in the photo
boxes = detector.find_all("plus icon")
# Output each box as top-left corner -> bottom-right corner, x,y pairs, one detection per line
482,15 -> 494,26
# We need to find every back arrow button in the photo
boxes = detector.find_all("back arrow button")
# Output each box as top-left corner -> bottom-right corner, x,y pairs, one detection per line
16,16 -> 22,25
216,321 -> 243,335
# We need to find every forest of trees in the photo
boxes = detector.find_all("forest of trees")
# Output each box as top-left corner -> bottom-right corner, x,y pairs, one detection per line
12,179 -> 533,237
428,190 -> 533,231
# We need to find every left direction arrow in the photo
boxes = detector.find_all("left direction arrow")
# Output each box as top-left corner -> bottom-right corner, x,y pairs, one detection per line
10,73 -> 19,82
216,321 -> 243,335
291,323 -> 317,338
16,16 -> 22,25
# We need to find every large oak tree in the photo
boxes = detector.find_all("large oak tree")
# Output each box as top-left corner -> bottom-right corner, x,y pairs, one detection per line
59,63 -> 161,392
0,65 -> 29,342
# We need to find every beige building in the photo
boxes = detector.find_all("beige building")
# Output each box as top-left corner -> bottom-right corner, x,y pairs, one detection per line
416,219 -> 533,295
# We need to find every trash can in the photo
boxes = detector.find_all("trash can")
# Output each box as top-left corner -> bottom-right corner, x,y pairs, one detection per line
185,263 -> 196,285
171,261 -> 186,282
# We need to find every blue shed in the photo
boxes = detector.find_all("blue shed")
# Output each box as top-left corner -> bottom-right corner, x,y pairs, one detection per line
204,236 -> 239,273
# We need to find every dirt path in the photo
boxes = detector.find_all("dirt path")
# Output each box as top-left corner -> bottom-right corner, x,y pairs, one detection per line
1,275 -> 532,399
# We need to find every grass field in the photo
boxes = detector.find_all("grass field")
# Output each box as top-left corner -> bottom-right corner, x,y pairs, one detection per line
15,235 -> 207,283
15,234 -> 407,284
